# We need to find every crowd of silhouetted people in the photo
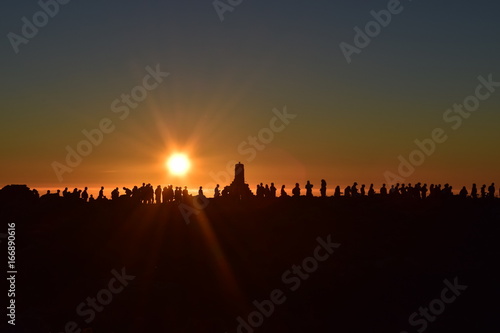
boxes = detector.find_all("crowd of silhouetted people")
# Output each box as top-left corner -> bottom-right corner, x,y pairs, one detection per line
36,183 -> 199,204
24,180 -> 498,204
273,180 -> 497,200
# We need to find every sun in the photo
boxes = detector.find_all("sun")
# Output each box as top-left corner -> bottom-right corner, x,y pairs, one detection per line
166,153 -> 191,176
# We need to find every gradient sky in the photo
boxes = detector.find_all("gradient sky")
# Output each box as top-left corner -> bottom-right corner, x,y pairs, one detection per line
1,0 -> 499,195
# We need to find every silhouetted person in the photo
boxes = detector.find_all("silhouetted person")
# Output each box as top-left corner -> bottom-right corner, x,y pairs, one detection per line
411,183 -> 418,197
147,184 -> 154,204
280,185 -> 288,197
72,188 -> 80,199
82,187 -> 89,202
155,185 -> 162,204
471,184 -> 478,199
459,186 -> 468,198
264,184 -> 270,198
132,186 -> 139,201
380,184 -> 387,196
214,184 -> 220,198
175,187 -> 182,202
436,184 -> 442,197
407,183 -> 413,197
111,187 -> 119,200
351,182 -> 358,197
480,184 -> 487,198
167,185 -> 174,202
182,186 -> 189,200
198,186 -> 204,197
63,187 -> 69,199
429,184 -> 435,198
123,187 -> 132,197
389,185 -> 396,196
162,186 -> 168,203
360,184 -> 366,196
334,186 -> 341,198
305,181 -> 313,197
368,184 -> 375,197
320,179 -> 327,197
292,183 -> 301,197
270,183 -> 277,198
89,194 -> 95,203
443,184 -> 451,197
256,183 -> 264,198
488,183 -> 495,198
98,186 -> 104,200
421,184 -> 428,199
139,183 -> 146,203
344,185 -> 351,198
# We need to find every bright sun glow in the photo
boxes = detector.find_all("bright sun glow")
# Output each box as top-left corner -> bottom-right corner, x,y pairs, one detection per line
166,154 -> 191,176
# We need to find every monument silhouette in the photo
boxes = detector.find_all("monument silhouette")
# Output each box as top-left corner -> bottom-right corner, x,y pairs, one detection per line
226,162 -> 254,199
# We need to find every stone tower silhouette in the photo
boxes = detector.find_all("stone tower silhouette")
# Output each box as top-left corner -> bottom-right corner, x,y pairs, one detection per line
228,162 -> 253,199
234,162 -> 245,185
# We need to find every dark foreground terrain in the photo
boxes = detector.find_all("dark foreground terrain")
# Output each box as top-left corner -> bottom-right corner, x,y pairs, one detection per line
2,196 -> 500,333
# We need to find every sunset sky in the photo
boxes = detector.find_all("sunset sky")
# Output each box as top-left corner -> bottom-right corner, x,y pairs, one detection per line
1,0 -> 499,196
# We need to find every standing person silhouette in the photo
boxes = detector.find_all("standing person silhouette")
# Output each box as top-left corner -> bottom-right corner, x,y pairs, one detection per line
167,185 -> 174,202
421,184 -> 428,199
264,184 -> 270,198
471,184 -> 478,199
175,187 -> 182,202
81,187 -> 89,202
481,184 -> 486,199
162,186 -> 168,203
270,183 -> 277,198
305,181 -> 313,197
360,184 -> 366,196
488,183 -> 495,198
214,184 -> 220,198
155,185 -> 162,204
380,184 -> 387,196
320,179 -> 327,197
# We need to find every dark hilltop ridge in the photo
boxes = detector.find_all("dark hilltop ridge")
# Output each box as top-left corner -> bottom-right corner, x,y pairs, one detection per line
1,165 -> 499,332
1,163 -> 498,205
